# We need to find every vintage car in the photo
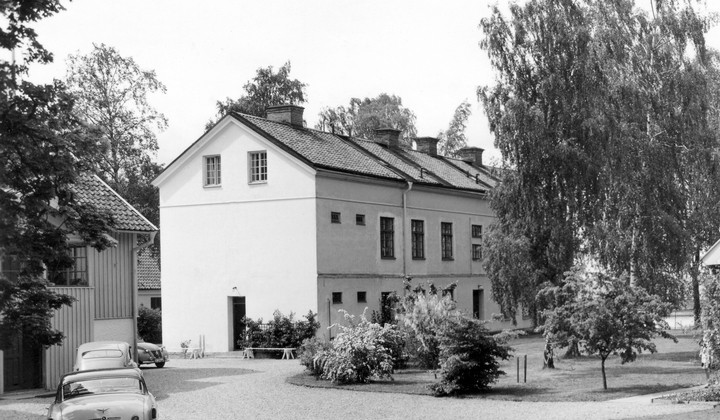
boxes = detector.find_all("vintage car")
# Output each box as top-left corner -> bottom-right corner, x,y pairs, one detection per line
137,342 -> 169,368
74,341 -> 138,371
46,368 -> 157,420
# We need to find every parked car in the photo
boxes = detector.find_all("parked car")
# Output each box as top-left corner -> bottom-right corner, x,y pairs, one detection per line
138,342 -> 169,368
46,367 -> 157,420
74,341 -> 138,371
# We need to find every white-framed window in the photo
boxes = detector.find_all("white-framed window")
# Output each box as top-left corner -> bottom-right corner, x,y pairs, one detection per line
249,151 -> 267,183
204,155 -> 221,186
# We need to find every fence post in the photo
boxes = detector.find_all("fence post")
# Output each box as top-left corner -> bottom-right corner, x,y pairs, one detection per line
524,354 -> 527,383
0,349 -> 4,395
516,356 -> 520,383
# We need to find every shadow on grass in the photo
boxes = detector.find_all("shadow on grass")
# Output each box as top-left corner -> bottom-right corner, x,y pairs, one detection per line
142,367 -> 255,401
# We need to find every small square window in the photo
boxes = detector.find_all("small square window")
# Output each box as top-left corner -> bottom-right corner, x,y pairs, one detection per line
331,212 -> 341,224
332,292 -> 342,304
472,244 -> 483,261
356,214 -> 365,225
357,291 -> 367,303
472,224 -> 483,238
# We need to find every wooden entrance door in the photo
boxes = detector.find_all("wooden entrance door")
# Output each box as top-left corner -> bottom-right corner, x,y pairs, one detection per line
2,333 -> 42,391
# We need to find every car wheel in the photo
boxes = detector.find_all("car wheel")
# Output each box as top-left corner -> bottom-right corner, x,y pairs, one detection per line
155,362 -> 165,368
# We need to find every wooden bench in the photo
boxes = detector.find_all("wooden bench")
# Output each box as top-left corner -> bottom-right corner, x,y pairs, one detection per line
242,348 -> 296,359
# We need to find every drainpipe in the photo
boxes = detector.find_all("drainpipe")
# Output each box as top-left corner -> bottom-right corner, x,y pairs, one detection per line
402,181 -> 413,277
132,231 -> 157,363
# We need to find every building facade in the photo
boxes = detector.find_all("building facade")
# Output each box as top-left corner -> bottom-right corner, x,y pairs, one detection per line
1,173 -> 157,392
153,105 -> 531,353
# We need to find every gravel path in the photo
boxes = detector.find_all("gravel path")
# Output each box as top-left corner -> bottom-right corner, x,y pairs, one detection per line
1,357 -> 718,419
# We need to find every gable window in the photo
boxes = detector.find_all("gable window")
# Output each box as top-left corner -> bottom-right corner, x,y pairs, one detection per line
249,151 -> 267,183
204,155 -> 221,186
472,224 -> 483,238
356,214 -> 366,226
380,217 -> 395,259
411,219 -> 424,259
49,246 -> 89,286
331,212 -> 341,224
472,244 -> 483,261
357,291 -> 367,303
332,292 -> 342,304
441,222 -> 453,260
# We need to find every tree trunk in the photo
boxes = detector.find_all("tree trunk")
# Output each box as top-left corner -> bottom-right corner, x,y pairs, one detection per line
564,340 -> 581,358
692,248 -> 701,327
601,356 -> 608,390
543,340 -> 555,369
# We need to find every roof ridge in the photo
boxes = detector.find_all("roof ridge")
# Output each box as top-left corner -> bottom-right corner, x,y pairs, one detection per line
89,174 -> 159,232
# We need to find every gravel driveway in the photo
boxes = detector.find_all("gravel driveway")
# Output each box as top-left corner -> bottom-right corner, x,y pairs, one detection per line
1,357 -> 718,419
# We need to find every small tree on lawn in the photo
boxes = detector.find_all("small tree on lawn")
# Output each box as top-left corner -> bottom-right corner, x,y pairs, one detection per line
700,270 -> 720,383
539,268 -> 675,390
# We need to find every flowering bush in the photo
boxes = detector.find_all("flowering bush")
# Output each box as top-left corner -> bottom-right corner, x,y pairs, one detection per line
318,310 -> 401,384
298,336 -> 332,377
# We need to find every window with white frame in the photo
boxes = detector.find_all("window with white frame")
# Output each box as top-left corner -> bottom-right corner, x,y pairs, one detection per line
204,155 -> 221,186
249,151 -> 267,183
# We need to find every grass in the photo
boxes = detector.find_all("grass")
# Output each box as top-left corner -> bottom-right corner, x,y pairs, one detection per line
287,330 -> 710,401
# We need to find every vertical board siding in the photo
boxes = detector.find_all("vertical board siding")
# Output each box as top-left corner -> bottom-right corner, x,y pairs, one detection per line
45,287 -> 94,390
92,232 -> 133,319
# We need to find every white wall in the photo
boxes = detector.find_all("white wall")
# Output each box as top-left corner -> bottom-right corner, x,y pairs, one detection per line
159,120 -> 318,352
94,318 -> 134,343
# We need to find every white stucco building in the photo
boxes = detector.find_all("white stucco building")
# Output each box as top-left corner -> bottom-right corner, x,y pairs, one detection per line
153,105 -> 531,352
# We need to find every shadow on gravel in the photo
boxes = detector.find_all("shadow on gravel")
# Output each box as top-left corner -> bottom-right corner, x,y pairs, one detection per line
0,409 -> 44,420
142,367 -> 255,401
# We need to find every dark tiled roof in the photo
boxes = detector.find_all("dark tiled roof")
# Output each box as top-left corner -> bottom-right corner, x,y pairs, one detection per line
353,139 -> 446,186
446,158 -> 499,189
397,149 -> 491,192
138,249 -> 161,289
73,173 -> 158,232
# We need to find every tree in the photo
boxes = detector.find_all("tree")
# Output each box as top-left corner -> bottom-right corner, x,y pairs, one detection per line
437,100 -> 472,157
1,1 -> 115,347
539,268 -> 675,390
316,93 -> 417,146
65,44 -> 166,233
700,270 -> 720,382
208,61 -> 306,127
137,306 -> 162,344
479,0 -> 717,321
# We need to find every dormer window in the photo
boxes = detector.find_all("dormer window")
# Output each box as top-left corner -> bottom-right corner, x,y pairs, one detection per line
249,151 -> 267,183
204,155 -> 221,187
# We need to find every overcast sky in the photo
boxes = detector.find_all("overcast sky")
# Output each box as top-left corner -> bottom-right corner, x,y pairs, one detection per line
23,0 -> 720,166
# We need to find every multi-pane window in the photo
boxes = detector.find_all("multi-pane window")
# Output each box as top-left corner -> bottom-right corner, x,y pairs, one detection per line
356,214 -> 366,226
151,297 -> 162,311
380,217 -> 395,258
472,244 -> 483,261
49,246 -> 88,286
332,292 -> 343,304
249,151 -> 267,183
472,224 -> 483,238
411,219 -> 424,259
331,212 -> 341,224
204,155 -> 221,186
441,222 -> 453,260
357,291 -> 367,303
0,254 -> 21,283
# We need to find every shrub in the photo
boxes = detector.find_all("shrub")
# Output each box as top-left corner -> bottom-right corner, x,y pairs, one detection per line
238,310 -> 320,349
137,306 -> 162,344
298,336 -> 332,377
429,317 -> 512,396
319,310 -> 399,384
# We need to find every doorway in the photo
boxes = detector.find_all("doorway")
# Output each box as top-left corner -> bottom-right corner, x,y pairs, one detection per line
231,296 -> 246,350
2,332 -> 42,391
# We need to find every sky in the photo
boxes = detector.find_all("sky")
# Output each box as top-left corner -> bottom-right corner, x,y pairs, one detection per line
25,0 -> 501,166
21,1 -> 720,167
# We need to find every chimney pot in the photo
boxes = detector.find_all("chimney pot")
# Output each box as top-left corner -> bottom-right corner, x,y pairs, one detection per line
456,147 -> 484,167
374,128 -> 402,149
415,137 -> 439,156
266,104 -> 304,127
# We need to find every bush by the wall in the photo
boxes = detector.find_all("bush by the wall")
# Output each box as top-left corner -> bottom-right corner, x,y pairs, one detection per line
137,306 -> 162,344
238,310 -> 320,349
298,336 -> 332,377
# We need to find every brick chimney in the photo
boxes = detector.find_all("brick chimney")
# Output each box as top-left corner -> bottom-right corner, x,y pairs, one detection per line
266,104 -> 304,127
415,137 -> 439,156
374,128 -> 402,149
456,147 -> 484,167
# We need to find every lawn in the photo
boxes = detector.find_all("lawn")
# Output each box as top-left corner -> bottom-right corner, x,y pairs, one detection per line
287,330 -> 709,401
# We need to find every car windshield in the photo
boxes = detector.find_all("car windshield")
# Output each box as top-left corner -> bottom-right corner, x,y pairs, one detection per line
82,349 -> 123,359
62,377 -> 143,400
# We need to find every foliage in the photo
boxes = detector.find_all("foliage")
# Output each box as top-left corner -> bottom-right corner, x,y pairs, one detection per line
316,93 -> 417,146
538,268 -> 676,389
398,280 -> 460,369
700,270 -> 720,383
437,100 -> 472,157
298,336 -> 332,377
1,0 -> 115,347
317,310 -> 400,384
209,61 -> 306,127
429,316 -> 512,396
137,306 -> 162,344
370,291 -> 399,326
238,310 -> 319,349
479,0 -> 720,322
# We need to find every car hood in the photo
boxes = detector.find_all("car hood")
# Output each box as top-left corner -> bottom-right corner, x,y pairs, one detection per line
138,342 -> 162,351
59,393 -> 147,419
